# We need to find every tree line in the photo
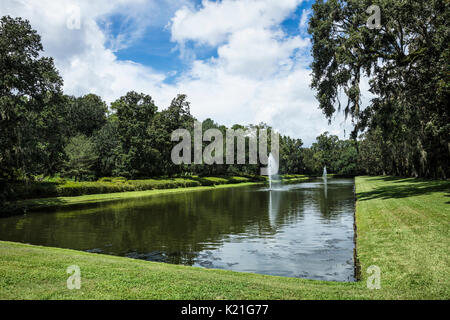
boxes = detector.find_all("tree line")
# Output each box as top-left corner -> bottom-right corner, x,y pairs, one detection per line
0,15 -> 357,183
1,11 -> 447,186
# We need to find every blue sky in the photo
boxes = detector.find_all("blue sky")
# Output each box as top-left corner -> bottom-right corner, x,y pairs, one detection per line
102,0 -> 314,83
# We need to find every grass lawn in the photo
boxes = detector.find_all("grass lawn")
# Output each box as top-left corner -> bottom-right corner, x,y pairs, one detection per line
0,176 -> 448,299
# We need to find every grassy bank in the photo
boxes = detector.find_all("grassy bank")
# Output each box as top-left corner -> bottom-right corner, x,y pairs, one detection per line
3,175 -> 264,201
355,176 -> 449,298
2,182 -> 261,216
1,175 -> 309,215
0,176 -> 448,299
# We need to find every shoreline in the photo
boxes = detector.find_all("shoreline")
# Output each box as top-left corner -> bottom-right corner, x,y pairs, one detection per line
2,176 -> 312,216
2,181 -> 264,216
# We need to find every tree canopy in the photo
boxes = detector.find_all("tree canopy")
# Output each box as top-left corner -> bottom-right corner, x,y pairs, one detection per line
0,16 -> 63,180
309,0 -> 449,178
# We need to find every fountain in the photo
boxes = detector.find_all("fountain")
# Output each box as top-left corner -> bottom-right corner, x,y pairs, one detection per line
323,166 -> 328,198
268,153 -> 278,190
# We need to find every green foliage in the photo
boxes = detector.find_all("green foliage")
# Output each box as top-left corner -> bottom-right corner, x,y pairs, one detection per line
93,118 -> 120,177
111,91 -> 159,178
0,13 -> 354,185
279,136 -> 303,174
63,94 -> 108,137
0,16 -> 63,180
149,94 -> 195,177
309,0 -> 450,178
357,129 -> 384,175
63,135 -> 98,181
302,132 -> 358,175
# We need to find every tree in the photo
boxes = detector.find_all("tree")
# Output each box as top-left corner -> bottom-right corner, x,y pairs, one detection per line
334,140 -> 358,175
309,0 -> 449,178
279,136 -> 303,174
357,129 -> 384,176
93,116 -> 120,177
111,91 -> 158,178
149,94 -> 195,176
311,132 -> 340,172
0,16 -> 63,180
64,94 -> 108,137
63,135 -> 98,181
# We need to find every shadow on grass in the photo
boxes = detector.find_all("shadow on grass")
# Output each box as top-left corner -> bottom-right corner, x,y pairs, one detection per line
358,177 -> 450,201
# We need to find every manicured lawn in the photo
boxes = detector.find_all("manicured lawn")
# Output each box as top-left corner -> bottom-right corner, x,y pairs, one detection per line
355,176 -> 450,299
0,176 -> 448,299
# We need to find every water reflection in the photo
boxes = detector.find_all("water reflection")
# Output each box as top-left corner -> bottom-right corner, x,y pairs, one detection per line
0,178 -> 356,281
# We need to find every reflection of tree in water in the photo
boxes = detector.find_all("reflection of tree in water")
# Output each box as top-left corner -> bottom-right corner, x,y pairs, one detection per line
315,179 -> 355,219
0,179 -> 355,266
0,187 -> 274,265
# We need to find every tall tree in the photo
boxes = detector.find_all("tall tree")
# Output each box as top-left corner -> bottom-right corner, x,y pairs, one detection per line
64,94 -> 108,137
309,0 -> 449,178
149,94 -> 195,176
279,136 -> 303,174
0,16 -> 63,180
111,91 -> 158,178
93,116 -> 120,178
63,135 -> 98,181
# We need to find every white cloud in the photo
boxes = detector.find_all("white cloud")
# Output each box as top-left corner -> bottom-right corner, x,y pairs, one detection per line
167,0 -> 353,144
0,0 -> 355,146
299,8 -> 311,30
0,0 -> 179,102
170,0 -> 302,46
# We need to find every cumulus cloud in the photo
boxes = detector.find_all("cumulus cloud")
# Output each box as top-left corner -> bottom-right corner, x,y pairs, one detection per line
0,0 -> 355,145
0,0 -> 180,102
168,0 -> 354,144
170,0 -> 302,46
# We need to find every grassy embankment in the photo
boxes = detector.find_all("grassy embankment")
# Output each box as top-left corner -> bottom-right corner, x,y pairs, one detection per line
1,175 -> 309,215
0,176 -> 448,299
1,175 -> 308,215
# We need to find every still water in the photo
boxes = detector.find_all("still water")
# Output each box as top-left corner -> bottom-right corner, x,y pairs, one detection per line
0,178 -> 356,281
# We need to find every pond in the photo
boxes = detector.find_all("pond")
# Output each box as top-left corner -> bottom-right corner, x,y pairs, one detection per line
0,178 -> 356,282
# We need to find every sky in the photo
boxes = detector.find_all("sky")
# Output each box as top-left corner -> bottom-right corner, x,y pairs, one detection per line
0,0 -> 364,146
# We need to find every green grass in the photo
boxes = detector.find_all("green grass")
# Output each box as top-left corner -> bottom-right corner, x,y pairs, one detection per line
354,176 -> 450,299
0,176 -> 448,299
3,182 -> 262,215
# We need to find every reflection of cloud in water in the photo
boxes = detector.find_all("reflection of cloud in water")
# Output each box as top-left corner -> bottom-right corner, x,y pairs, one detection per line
189,179 -> 356,282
